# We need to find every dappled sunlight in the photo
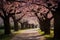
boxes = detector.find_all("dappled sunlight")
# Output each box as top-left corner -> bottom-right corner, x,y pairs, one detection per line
11,30 -> 25,34
0,28 -> 54,40
11,28 -> 46,40
38,29 -> 45,35
11,28 -> 54,40
0,0 -> 59,40
44,30 -> 54,38
38,29 -> 54,39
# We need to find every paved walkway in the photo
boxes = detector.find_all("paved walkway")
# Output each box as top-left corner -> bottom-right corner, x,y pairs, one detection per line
11,28 -> 46,40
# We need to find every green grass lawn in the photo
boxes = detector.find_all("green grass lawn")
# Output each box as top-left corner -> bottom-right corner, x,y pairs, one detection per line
0,29 -> 4,34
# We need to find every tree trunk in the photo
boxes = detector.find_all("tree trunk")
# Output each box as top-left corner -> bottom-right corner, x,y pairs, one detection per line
39,21 -> 45,31
4,17 -> 11,34
54,15 -> 60,39
14,19 -> 19,31
54,2 -> 60,39
39,19 -> 50,34
21,23 -> 24,29
12,16 -> 19,31
44,19 -> 50,34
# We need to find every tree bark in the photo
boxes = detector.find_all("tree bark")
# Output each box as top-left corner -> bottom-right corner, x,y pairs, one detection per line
39,18 -> 50,34
44,19 -> 50,34
39,20 -> 45,31
21,23 -> 24,29
4,17 -> 11,34
54,2 -> 60,39
54,14 -> 60,39
14,19 -> 19,31
12,16 -> 19,31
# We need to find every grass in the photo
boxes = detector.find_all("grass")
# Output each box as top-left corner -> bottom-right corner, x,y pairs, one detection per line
38,29 -> 44,35
0,34 -> 13,40
0,29 -> 24,40
0,29 -> 12,40
38,29 -> 54,40
0,29 -> 4,34
0,29 -> 13,40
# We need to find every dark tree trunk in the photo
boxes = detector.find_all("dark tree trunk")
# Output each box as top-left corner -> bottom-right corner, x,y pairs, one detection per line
28,24 -> 29,28
22,23 -> 24,29
39,20 -> 45,31
14,19 -> 19,31
32,24 -> 34,28
39,18 -> 50,34
54,2 -> 60,39
21,23 -> 24,29
28,24 -> 30,28
44,19 -> 50,34
12,16 -> 19,31
27,23 -> 28,28
1,7 -> 11,34
4,17 -> 11,34
25,23 -> 27,28
54,14 -> 60,39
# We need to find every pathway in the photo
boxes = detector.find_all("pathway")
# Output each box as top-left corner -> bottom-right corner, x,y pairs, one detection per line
11,28 -> 46,40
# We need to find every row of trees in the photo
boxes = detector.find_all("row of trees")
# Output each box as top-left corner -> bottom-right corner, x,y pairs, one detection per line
0,0 -> 38,34
0,0 -> 60,39
0,0 -> 26,34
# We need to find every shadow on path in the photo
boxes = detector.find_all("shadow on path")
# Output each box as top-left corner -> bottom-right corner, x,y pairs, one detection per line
11,28 -> 46,40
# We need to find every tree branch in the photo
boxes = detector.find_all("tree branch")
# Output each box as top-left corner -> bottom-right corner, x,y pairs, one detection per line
16,13 -> 26,22
42,11 -> 50,19
49,16 -> 54,20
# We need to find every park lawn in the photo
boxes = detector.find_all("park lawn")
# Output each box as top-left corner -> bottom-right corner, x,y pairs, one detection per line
38,29 -> 54,40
